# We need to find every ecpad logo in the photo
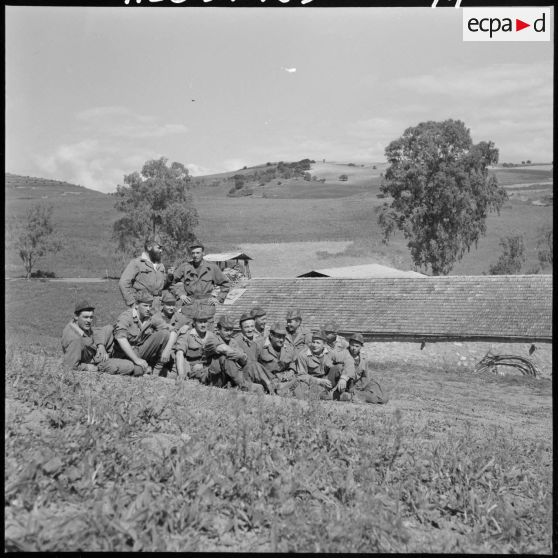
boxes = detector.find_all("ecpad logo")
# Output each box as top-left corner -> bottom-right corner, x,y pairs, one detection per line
463,8 -> 551,42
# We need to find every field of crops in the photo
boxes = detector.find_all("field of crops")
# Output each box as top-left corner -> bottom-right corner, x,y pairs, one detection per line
4,279 -> 553,552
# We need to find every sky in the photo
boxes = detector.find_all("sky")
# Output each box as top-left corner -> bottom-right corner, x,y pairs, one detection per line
5,6 -> 554,193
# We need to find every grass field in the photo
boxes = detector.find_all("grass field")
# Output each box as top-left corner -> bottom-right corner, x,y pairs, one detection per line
4,163 -> 553,278
4,278 -> 553,552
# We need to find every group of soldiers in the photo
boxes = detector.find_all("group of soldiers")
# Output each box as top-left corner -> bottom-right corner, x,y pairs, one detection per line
61,238 -> 388,404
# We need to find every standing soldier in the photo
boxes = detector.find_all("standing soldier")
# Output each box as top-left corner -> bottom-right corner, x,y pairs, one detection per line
322,321 -> 349,351
284,308 -> 312,358
61,299 -> 112,372
340,333 -> 389,404
169,243 -> 230,327
250,306 -> 270,340
119,237 -> 169,309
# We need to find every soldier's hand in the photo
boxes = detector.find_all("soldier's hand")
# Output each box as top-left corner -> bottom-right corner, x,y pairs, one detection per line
83,364 -> 99,373
160,350 -> 171,364
167,266 -> 175,275
180,294 -> 192,304
228,348 -> 245,361
135,358 -> 149,372
208,296 -> 219,306
317,378 -> 332,389
94,345 -> 109,363
335,378 -> 347,392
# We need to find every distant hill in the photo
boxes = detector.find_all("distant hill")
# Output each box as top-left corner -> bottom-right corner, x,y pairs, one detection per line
5,173 -> 106,199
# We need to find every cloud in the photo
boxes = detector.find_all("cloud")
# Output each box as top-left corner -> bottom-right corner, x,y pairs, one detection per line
282,67 -> 297,73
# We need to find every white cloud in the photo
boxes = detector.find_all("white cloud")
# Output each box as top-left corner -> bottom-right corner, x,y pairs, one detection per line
282,67 -> 297,73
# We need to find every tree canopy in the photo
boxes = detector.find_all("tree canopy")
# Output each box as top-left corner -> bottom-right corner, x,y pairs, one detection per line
378,119 -> 508,275
113,157 -> 199,261
10,202 -> 63,279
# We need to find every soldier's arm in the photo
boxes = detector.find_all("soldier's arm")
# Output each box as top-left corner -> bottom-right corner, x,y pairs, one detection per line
119,259 -> 141,307
160,330 -> 178,363
175,350 -> 191,379
213,266 -> 230,302
62,338 -> 85,371
294,354 -> 314,384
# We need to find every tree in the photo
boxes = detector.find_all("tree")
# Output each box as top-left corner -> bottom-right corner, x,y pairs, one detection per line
113,157 -> 199,262
10,202 -> 63,279
339,174 -> 348,181
536,224 -> 553,267
378,119 -> 507,275
488,235 -> 525,275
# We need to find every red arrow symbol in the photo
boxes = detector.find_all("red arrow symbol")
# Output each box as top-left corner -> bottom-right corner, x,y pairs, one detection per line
516,18 -> 530,31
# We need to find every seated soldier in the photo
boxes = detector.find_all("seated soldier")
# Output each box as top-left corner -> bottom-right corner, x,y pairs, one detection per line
101,291 -> 171,376
257,322 -> 296,395
284,308 -> 312,358
206,315 -> 265,392
291,330 -> 355,400
250,306 -> 270,340
322,320 -> 349,351
339,333 -> 389,404
61,299 -> 112,372
150,290 -> 191,377
232,313 -> 276,394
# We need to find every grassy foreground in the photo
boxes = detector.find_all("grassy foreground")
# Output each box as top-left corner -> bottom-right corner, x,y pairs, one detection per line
5,340 -> 552,553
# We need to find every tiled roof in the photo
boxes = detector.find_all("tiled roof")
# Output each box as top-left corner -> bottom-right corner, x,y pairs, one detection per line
204,252 -> 252,262
217,275 -> 552,342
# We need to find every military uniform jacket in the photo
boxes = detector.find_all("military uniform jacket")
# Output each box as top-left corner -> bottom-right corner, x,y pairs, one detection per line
174,327 -> 220,365
284,326 -> 312,357
295,346 -> 356,382
231,333 -> 263,364
119,253 -> 168,306
151,310 -> 190,334
257,338 -> 294,375
327,335 -> 349,352
114,308 -> 167,347
170,260 -> 230,302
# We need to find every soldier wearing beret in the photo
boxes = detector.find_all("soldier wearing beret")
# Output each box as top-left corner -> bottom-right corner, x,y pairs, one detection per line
101,291 -> 171,376
60,299 -> 113,372
169,243 -> 230,327
291,330 -> 355,400
322,320 -> 349,352
339,333 -> 389,404
250,306 -> 270,341
257,322 -> 297,394
119,236 -> 170,309
284,308 -> 312,358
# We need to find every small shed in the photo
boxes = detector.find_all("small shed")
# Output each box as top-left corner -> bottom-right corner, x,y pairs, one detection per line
204,252 -> 252,279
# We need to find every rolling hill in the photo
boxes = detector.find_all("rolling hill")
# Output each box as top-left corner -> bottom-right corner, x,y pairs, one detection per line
4,162 -> 553,278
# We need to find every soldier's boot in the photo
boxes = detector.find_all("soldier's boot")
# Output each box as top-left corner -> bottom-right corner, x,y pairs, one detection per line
339,392 -> 353,402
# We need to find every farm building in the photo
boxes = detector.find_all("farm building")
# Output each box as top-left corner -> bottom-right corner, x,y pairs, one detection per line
204,252 -> 252,279
217,275 -> 552,343
298,264 -> 426,279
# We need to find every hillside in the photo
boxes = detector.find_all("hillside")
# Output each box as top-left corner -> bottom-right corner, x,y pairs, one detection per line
4,163 -> 553,278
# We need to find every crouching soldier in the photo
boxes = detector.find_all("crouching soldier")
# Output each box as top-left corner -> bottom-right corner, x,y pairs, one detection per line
61,299 -> 112,372
322,321 -> 349,352
339,333 -> 389,404
291,330 -> 355,400
206,315 -> 266,392
284,308 -> 312,358
101,292 -> 171,376
257,322 -> 296,395
149,290 -> 191,377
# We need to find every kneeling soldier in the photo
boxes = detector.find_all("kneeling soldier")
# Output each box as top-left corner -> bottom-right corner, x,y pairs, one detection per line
339,333 -> 389,404
61,299 -> 112,372
292,330 -> 355,400
101,291 -> 171,376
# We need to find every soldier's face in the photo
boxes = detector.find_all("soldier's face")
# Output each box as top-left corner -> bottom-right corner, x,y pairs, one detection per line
349,340 -> 362,357
162,303 -> 175,317
324,330 -> 337,344
148,244 -> 163,263
286,318 -> 301,333
269,332 -> 285,350
310,338 -> 325,354
219,326 -> 234,342
254,315 -> 266,330
194,318 -> 208,334
191,248 -> 204,264
137,302 -> 152,320
75,310 -> 94,332
240,319 -> 256,338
